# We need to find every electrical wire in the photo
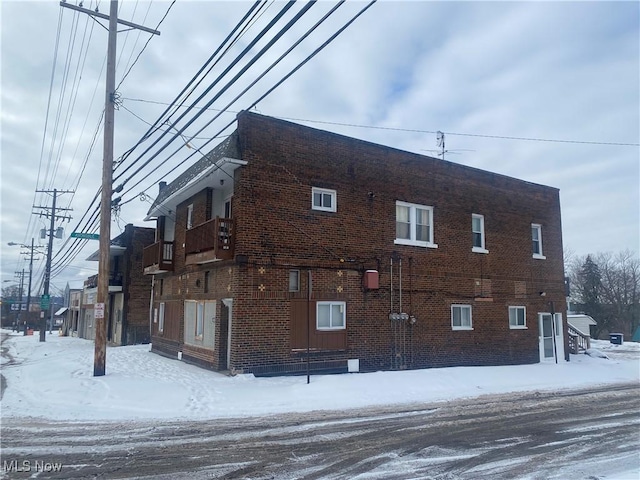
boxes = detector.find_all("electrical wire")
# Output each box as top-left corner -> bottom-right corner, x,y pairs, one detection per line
113,0 -> 301,184
118,1 -> 378,204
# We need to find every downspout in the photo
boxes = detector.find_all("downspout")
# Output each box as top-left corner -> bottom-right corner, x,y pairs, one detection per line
149,275 -> 155,347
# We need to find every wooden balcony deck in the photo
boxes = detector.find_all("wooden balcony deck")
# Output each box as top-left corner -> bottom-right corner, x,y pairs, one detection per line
185,217 -> 234,264
142,240 -> 174,274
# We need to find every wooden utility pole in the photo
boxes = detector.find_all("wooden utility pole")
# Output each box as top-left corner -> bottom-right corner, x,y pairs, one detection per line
60,0 -> 159,376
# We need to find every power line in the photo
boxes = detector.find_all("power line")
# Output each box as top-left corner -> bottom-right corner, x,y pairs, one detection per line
115,0 -> 176,90
116,2 -> 378,209
121,100 -> 639,148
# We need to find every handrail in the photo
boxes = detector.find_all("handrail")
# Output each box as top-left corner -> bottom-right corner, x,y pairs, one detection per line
567,323 -> 591,353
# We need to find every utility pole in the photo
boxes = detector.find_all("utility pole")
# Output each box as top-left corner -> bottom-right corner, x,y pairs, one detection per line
9,239 -> 41,332
34,189 -> 73,342
23,239 -> 39,332
60,0 -> 159,376
13,269 -> 25,326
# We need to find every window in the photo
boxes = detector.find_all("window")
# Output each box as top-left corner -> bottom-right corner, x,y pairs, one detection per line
451,304 -> 472,330
472,214 -> 488,253
312,187 -> 337,212
196,302 -> 204,338
204,271 -> 210,293
159,278 -> 164,296
184,300 -> 215,348
317,301 -> 346,330
509,306 -> 526,329
395,201 -> 437,248
289,270 -> 300,292
532,224 -> 545,259
224,198 -> 232,218
186,204 -> 194,229
158,302 -> 165,332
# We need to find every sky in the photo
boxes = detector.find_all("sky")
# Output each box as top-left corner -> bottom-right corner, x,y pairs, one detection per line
1,331 -> 639,478
1,1 -> 638,292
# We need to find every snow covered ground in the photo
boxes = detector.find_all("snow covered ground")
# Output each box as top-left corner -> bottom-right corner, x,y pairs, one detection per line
1,330 -> 638,422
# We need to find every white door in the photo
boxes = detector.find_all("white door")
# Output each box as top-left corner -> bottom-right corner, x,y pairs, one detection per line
539,313 -> 565,362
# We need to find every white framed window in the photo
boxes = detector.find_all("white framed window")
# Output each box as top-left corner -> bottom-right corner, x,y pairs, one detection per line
472,214 -> 488,253
289,270 -> 300,292
158,302 -> 165,332
451,304 -> 472,330
395,201 -> 437,248
509,306 -> 526,329
184,300 -> 215,348
317,301 -> 346,330
186,204 -> 194,229
532,224 -> 546,259
312,187 -> 337,212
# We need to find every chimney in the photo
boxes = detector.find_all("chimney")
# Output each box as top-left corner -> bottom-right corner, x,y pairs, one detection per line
159,181 -> 167,193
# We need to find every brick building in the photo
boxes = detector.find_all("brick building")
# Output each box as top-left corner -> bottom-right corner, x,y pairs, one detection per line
82,224 -> 155,345
143,112 -> 568,375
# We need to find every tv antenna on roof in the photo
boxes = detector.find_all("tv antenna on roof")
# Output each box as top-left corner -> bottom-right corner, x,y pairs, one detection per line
422,131 -> 475,161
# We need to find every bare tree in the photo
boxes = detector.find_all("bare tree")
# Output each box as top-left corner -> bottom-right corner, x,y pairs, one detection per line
567,250 -> 640,339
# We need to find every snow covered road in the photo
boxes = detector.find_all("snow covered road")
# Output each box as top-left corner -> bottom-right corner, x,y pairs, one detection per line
2,384 -> 639,479
1,330 -> 639,478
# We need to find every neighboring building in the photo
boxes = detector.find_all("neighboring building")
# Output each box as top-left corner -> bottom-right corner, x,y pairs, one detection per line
567,314 -> 596,338
143,112 -> 568,375
67,288 -> 83,336
81,224 -> 155,345
566,313 -> 596,353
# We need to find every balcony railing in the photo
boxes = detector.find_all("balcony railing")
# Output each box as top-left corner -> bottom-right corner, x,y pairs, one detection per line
185,217 -> 234,261
142,240 -> 174,273
84,272 -> 124,288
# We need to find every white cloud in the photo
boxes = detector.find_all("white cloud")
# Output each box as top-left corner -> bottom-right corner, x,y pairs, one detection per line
1,0 -> 638,289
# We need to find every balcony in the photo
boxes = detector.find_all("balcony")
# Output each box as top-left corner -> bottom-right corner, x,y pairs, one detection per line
185,217 -> 234,265
143,240 -> 174,274
84,272 -> 124,290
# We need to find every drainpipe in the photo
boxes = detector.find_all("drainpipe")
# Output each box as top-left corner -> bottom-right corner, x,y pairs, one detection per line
149,275 -> 155,347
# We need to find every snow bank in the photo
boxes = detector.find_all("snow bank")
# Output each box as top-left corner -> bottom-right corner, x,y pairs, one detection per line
1,330 -> 638,422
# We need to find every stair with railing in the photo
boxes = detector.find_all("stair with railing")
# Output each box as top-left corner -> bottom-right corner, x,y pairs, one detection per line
568,323 -> 591,354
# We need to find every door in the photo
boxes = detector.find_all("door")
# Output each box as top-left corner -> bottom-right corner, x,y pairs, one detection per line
539,313 -> 565,362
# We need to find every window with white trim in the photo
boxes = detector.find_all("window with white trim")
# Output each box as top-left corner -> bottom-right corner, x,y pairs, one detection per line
472,214 -> 488,253
451,304 -> 472,330
532,224 -> 545,259
186,204 -> 194,229
184,300 -> 216,348
158,302 -> 165,333
395,201 -> 437,248
317,301 -> 346,330
312,187 -> 337,212
509,306 -> 526,329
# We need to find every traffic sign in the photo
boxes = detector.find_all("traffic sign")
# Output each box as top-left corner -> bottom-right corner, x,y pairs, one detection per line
40,294 -> 50,310
71,232 -> 100,240
95,303 -> 105,319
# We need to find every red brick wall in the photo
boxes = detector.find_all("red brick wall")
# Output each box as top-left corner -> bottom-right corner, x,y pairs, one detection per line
226,112 -> 566,373
150,112 -> 567,374
122,226 -> 155,344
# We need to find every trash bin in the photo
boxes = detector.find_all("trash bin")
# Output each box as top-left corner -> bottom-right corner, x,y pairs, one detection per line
609,333 -> 624,345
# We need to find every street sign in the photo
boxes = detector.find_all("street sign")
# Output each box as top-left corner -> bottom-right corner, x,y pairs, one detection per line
70,232 -> 100,240
95,302 -> 105,319
40,294 -> 50,310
